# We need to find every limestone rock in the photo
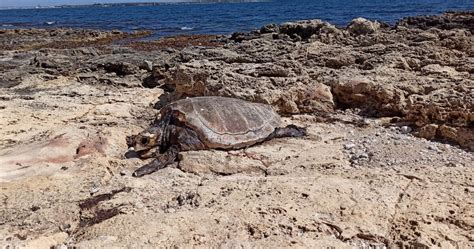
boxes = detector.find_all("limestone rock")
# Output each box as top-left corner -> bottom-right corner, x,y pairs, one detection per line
331,77 -> 406,116
438,125 -> 474,151
260,24 -> 279,34
280,19 -> 333,40
418,124 -> 438,140
347,18 -> 381,35
178,150 -> 265,175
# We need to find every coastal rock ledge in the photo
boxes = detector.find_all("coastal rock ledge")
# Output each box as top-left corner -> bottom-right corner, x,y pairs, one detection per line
147,11 -> 473,150
0,11 -> 473,249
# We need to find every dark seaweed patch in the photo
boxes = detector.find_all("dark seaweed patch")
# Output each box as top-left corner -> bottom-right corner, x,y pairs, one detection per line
79,187 -> 131,210
78,206 -> 123,228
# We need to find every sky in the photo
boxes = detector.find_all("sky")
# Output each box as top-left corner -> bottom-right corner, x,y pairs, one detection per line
0,0 -> 182,8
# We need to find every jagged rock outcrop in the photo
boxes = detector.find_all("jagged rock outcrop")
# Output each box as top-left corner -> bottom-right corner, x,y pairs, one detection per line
146,12 -> 473,150
347,17 -> 381,35
397,11 -> 474,32
1,12 -> 472,149
160,57 -> 334,114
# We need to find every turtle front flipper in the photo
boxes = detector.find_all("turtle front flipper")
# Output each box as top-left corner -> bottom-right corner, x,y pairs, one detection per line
132,145 -> 179,177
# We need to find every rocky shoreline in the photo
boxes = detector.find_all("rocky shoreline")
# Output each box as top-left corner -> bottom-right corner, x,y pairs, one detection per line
0,11 -> 473,248
2,11 -> 471,150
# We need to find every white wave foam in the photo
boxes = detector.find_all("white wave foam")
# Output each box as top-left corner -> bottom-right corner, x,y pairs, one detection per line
45,21 -> 56,25
180,26 -> 193,31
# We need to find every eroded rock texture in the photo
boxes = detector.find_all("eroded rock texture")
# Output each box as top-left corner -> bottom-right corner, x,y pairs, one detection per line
0,12 -> 473,248
145,11 -> 473,150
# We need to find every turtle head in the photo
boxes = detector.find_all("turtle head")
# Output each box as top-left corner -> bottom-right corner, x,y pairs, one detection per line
126,126 -> 162,157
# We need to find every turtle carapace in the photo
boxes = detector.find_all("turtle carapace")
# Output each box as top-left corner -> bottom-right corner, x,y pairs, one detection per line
126,96 -> 307,177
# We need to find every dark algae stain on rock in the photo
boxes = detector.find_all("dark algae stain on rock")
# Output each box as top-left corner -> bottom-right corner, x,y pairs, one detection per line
79,187 -> 132,210
0,29 -> 151,51
74,187 -> 132,238
78,206 -> 123,228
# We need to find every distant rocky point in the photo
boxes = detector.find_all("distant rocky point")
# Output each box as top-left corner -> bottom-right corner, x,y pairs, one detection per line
21,0 -> 266,9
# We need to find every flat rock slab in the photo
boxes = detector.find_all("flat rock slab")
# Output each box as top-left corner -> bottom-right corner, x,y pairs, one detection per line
178,124 -> 340,176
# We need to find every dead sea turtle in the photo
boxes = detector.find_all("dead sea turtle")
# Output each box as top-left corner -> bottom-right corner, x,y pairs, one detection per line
126,96 -> 306,177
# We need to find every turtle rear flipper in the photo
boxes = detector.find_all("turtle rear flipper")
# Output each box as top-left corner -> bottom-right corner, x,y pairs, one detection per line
271,125 -> 307,138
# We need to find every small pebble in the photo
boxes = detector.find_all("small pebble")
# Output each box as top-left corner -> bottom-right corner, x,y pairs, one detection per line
54,244 -> 68,249
344,143 -> 356,150
59,223 -> 71,232
363,119 -> 371,126
446,162 -> 462,167
140,60 -> 153,71
440,144 -> 451,151
400,126 -> 412,134
89,186 -> 100,195
428,145 -> 438,151
359,153 -> 369,159
135,202 -> 145,209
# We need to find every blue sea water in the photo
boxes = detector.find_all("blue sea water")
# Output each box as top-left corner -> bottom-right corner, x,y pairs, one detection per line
0,0 -> 473,38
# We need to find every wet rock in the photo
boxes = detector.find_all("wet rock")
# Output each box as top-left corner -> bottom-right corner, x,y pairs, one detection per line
280,19 -> 335,40
397,11 -> 474,32
260,24 -> 279,34
230,31 -> 261,42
